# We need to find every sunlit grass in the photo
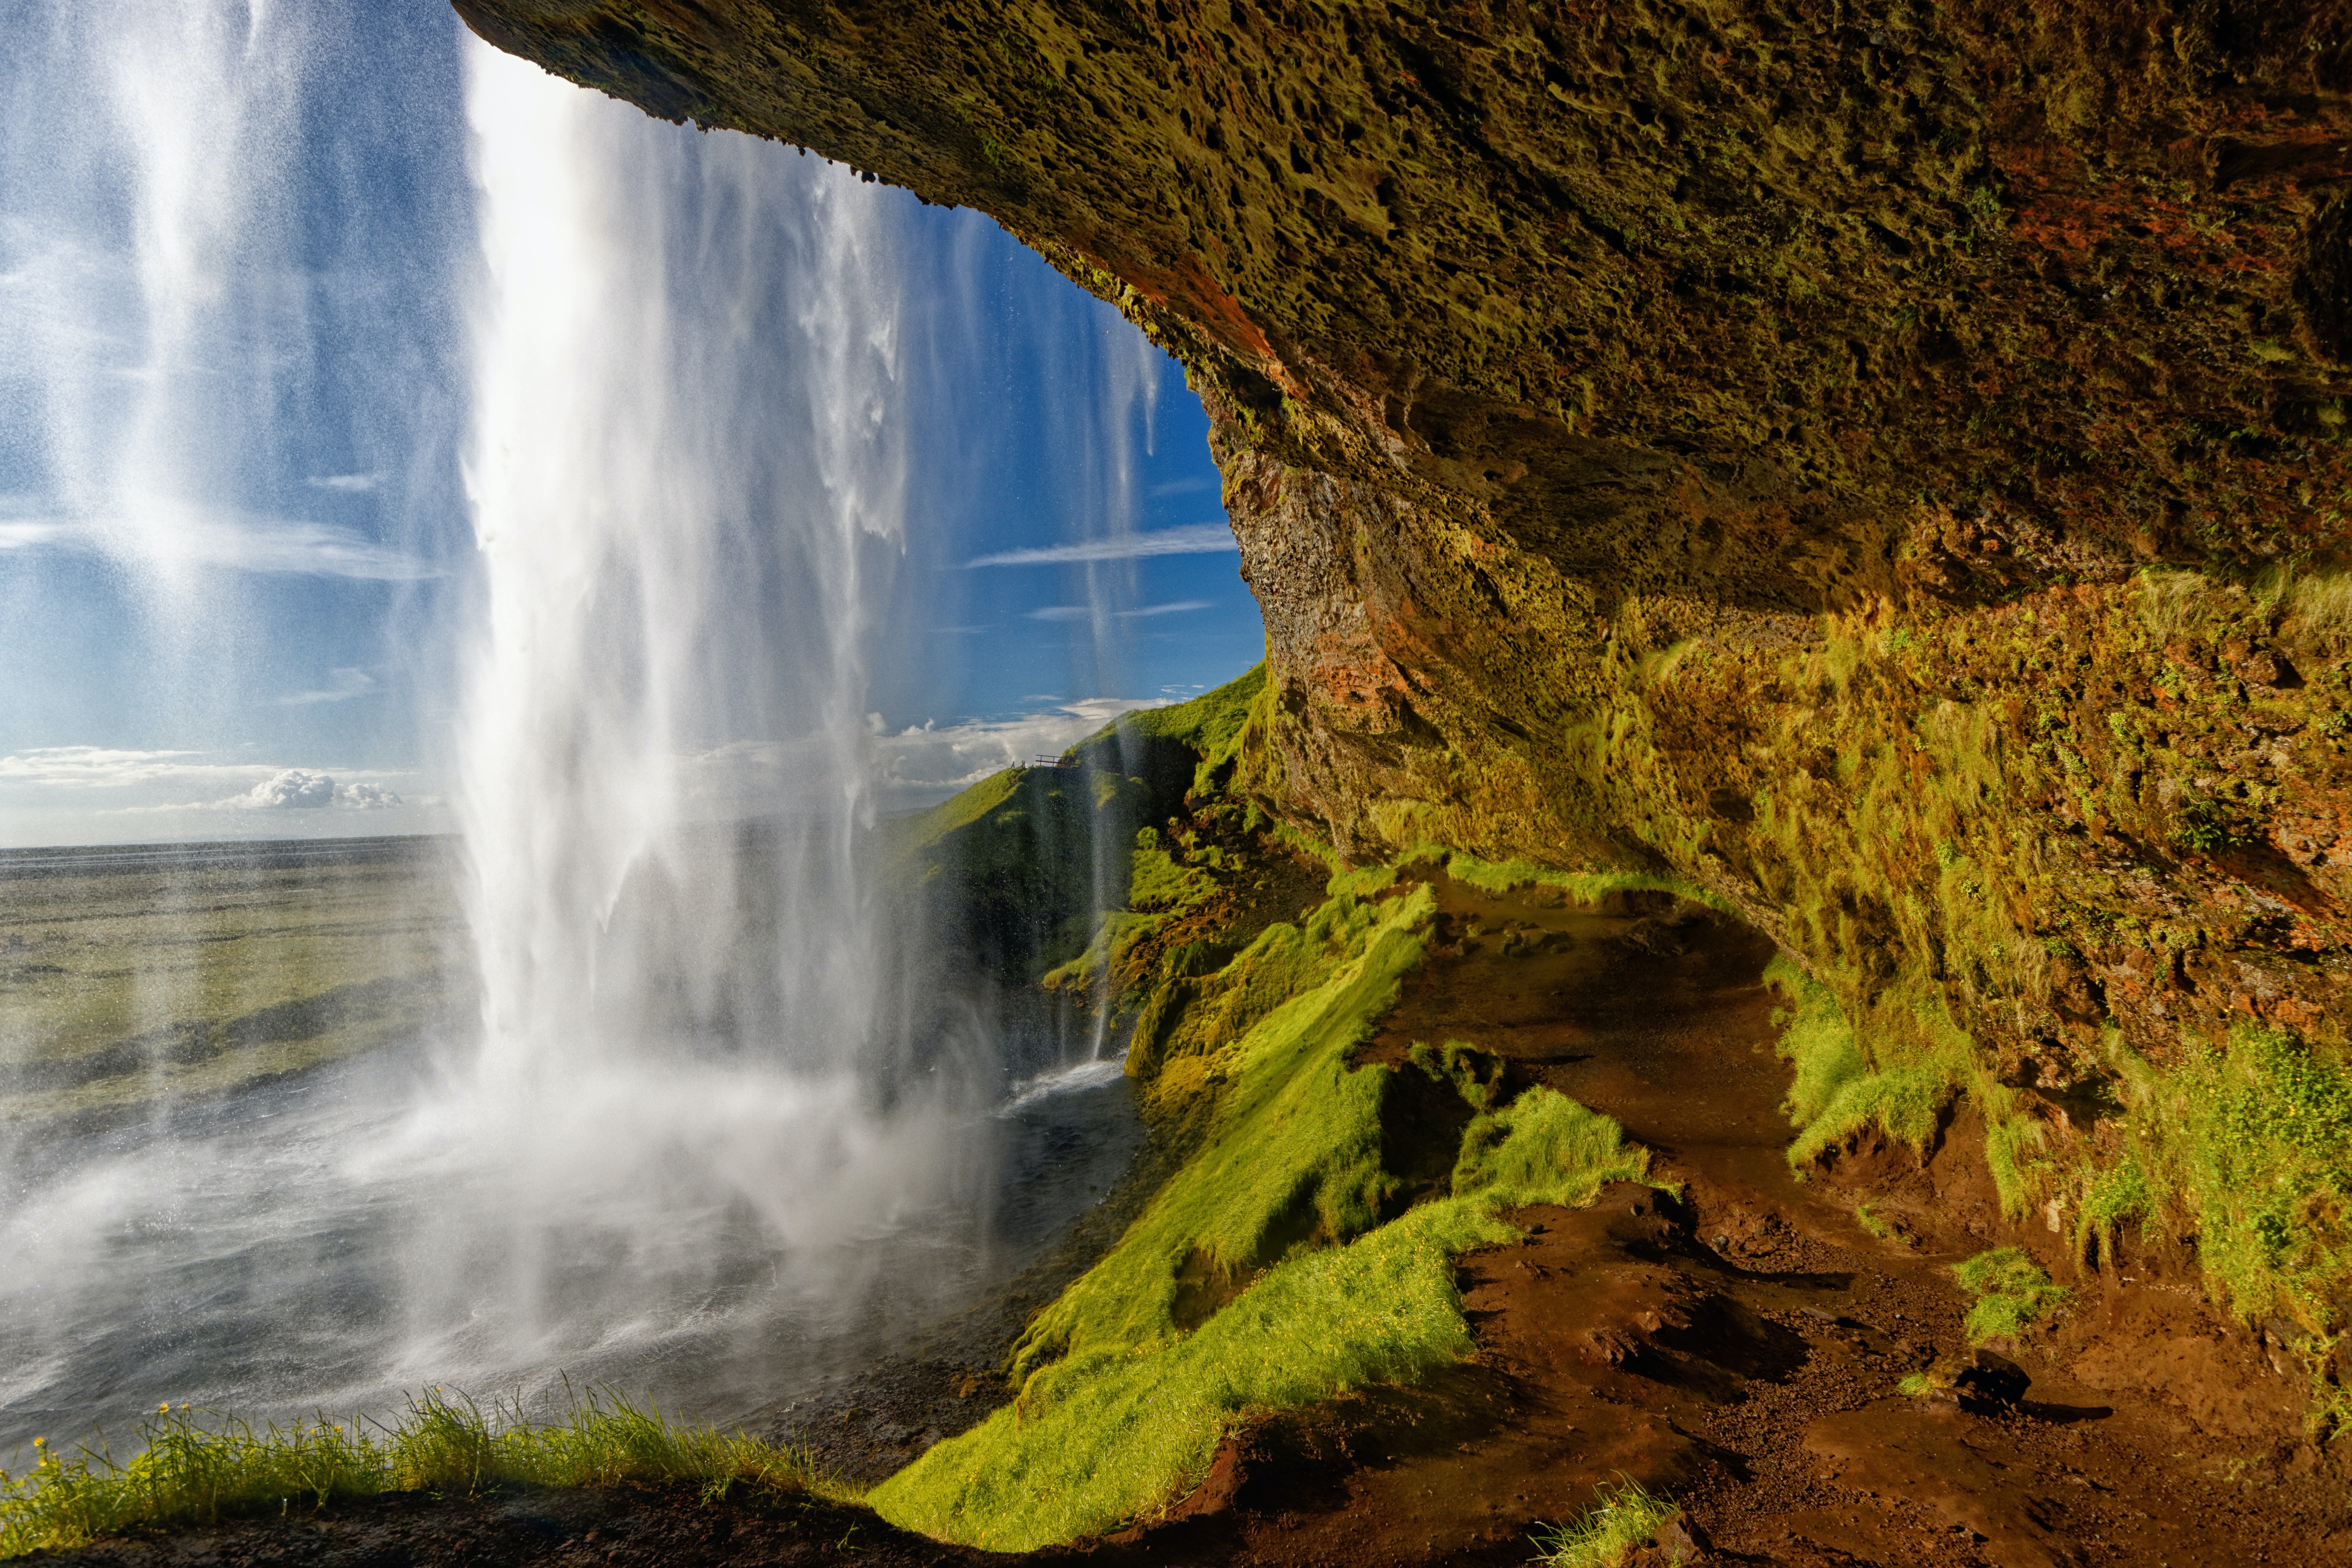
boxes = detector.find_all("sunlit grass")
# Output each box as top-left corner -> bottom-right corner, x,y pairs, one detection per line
0,1387 -> 824,1560
1530,1478 -> 1685,1567
1951,1246 -> 2068,1345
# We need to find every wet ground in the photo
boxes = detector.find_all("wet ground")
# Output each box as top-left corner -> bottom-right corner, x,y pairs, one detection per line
35,875 -> 2352,1565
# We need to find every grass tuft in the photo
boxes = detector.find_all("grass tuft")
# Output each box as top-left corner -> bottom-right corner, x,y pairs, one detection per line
1530,1478 -> 1684,1567
1766,956 -> 1951,1165
1951,1247 -> 2069,1344
0,1388 -> 819,1560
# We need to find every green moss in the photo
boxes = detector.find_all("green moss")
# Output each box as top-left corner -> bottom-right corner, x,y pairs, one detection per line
1450,1088 -> 1651,1207
2099,1025 -> 2352,1330
2073,1154 -> 2153,1265
872,1080 -> 1647,1549
1325,861 -> 1401,898
1983,1107 -> 2054,1221
1012,886 -> 1434,1375
1786,1061 -> 1951,1167
1766,954 -> 1866,1131
1410,846 -> 1721,910
1406,1040 -> 1505,1114
1952,1246 -> 2069,1344
1765,955 -> 1954,1165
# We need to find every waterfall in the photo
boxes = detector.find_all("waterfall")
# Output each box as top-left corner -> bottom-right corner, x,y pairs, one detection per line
0,1 -> 1161,1451
458,44 -> 902,1088
373,40 -> 991,1385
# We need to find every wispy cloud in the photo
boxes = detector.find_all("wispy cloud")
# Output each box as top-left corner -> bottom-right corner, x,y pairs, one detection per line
1027,599 -> 1213,623
0,496 -> 439,580
0,747 -> 258,789
307,472 -> 385,493
276,667 -> 378,706
963,521 -> 1235,568
1148,475 -> 1220,498
0,518 -> 77,550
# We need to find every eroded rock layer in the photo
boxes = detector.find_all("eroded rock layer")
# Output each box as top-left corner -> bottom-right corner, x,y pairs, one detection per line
454,0 -> 2352,1321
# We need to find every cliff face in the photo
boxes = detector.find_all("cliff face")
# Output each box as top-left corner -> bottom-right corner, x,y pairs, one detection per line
456,0 -> 2352,1306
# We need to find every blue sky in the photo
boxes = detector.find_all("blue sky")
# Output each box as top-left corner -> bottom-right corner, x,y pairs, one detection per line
0,0 -> 1258,849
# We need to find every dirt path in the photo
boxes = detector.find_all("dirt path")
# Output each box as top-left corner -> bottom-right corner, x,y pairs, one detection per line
1095,876 -> 2352,1566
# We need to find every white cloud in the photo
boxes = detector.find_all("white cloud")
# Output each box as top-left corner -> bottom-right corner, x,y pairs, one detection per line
1026,599 -> 1213,622
661,700 -> 1177,817
0,747 -> 257,789
307,472 -> 385,493
963,521 -> 1235,568
1148,475 -> 1219,498
872,699 -> 1170,807
0,517 -> 76,550
241,769 -> 339,809
120,769 -> 409,813
0,497 -> 438,580
276,667 -> 378,706
0,749 -> 412,810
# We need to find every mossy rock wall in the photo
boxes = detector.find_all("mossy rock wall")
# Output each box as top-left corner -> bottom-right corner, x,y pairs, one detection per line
456,2 -> 2352,1209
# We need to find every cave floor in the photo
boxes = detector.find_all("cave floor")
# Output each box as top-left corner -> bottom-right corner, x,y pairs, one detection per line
1092,874 -> 2352,1568
41,878 -> 2352,1568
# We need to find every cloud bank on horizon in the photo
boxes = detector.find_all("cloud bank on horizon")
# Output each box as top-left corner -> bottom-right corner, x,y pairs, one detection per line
0,750 -> 421,843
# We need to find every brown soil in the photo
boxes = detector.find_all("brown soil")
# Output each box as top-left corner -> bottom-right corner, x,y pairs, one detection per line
38,877 -> 2352,1566
29,1487 -> 984,1568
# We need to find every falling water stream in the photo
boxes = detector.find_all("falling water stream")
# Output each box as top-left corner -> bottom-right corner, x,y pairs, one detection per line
0,12 -> 1156,1452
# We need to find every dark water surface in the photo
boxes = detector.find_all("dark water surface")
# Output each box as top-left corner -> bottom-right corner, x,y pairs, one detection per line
0,1023 -> 1140,1459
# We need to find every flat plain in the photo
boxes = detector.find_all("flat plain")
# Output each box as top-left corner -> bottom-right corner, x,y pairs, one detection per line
0,837 -> 468,1127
